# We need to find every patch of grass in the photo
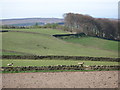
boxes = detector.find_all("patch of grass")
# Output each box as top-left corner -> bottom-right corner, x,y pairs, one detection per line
1,59 -> 119,67
2,28 -> 70,35
61,36 -> 119,52
1,51 -> 24,55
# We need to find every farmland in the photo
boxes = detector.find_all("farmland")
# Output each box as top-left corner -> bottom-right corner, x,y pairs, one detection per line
1,28 -> 119,72
60,36 -> 119,52
1,23 -> 119,89
1,1 -> 119,88
1,59 -> 118,67
2,28 -> 69,35
2,28 -> 118,57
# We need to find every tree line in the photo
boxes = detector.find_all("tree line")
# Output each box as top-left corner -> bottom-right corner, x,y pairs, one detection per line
64,13 -> 119,40
1,25 -> 29,29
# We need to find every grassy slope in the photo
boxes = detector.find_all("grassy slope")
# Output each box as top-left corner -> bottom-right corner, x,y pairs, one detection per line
2,28 -> 69,55
1,59 -> 118,67
2,52 -> 22,55
62,37 -> 119,52
2,28 -> 118,57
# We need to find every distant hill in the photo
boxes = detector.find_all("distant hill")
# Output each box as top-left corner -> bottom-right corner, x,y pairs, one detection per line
0,17 -> 117,26
108,18 -> 118,21
0,18 -> 64,26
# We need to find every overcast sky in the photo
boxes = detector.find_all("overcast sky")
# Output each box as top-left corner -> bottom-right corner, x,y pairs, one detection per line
0,0 -> 119,19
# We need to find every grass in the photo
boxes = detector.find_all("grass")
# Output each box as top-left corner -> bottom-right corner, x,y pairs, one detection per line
2,29 -> 118,57
1,51 -> 25,55
2,28 -> 70,35
59,36 -> 119,52
1,59 -> 119,67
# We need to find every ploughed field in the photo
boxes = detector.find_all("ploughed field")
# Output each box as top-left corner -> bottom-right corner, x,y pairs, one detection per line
1,59 -> 118,67
1,28 -> 119,57
2,71 -> 119,88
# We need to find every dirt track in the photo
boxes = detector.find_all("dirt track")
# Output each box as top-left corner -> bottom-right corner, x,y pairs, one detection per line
2,71 -> 119,88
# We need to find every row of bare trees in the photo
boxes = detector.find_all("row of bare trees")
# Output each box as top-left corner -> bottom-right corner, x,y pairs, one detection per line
64,13 -> 119,40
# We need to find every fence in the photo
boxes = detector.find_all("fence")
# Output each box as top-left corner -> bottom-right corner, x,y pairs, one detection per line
1,55 -> 119,62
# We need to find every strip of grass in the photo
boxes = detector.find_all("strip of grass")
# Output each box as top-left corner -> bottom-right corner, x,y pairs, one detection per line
2,51 -> 24,55
2,28 -> 70,35
1,59 -> 119,67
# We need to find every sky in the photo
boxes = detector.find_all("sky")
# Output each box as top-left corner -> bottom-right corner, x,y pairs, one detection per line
0,0 -> 119,19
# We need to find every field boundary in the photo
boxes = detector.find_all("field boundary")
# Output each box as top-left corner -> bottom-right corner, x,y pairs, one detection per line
1,65 -> 120,72
1,55 -> 119,62
53,33 -> 120,41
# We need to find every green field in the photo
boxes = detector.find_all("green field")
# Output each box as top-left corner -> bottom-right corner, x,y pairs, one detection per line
1,59 -> 118,67
1,28 -> 118,57
2,28 -> 70,35
2,52 -> 25,55
61,36 -> 119,52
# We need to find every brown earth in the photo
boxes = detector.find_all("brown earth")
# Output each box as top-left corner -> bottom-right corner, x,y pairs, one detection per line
2,71 -> 120,88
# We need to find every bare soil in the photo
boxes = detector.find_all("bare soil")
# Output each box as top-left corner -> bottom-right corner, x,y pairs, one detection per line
2,71 -> 119,88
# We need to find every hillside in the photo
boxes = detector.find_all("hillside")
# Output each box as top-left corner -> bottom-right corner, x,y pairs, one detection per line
57,36 -> 119,52
1,28 -> 118,57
